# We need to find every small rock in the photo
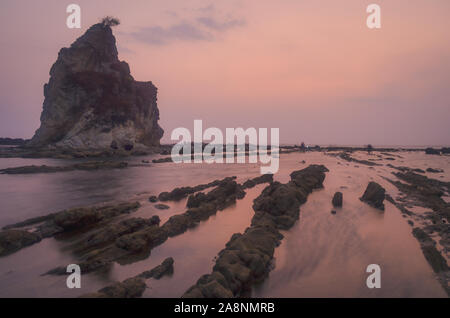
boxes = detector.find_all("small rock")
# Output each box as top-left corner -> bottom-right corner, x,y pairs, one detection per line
332,192 -> 343,207
426,168 -> 443,173
148,196 -> 158,203
154,204 -> 170,210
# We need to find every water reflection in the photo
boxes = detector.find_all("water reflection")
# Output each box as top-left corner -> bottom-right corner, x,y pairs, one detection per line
0,151 -> 448,297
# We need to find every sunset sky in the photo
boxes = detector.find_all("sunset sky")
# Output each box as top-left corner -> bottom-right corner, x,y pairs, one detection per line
0,0 -> 449,146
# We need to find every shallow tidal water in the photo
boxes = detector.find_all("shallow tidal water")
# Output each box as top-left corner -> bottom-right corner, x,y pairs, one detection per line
0,151 -> 448,297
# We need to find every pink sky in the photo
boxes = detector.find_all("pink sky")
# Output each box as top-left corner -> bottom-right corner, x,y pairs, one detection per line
1,0 -> 449,146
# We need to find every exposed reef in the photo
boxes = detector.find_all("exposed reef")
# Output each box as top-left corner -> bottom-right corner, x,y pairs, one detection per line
0,161 -> 128,174
384,171 -> 450,295
182,165 -> 328,298
0,202 -> 140,256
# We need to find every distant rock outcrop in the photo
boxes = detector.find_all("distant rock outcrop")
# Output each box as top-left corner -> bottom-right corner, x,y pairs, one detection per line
0,138 -> 27,146
29,22 -> 163,152
425,148 -> 440,155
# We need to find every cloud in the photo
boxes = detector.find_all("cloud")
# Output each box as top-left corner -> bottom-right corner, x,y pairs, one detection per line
130,22 -> 213,45
128,6 -> 245,46
197,17 -> 245,31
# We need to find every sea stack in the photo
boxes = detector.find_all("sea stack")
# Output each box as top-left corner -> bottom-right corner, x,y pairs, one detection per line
29,19 -> 163,153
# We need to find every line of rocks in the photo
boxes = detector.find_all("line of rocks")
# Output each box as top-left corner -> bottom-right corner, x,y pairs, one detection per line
0,202 -> 140,257
44,175 -> 273,275
155,176 -> 238,202
384,171 -> 450,295
81,257 -> 174,298
338,152 -> 382,167
0,161 -> 128,174
182,165 -> 328,298
386,163 -> 425,174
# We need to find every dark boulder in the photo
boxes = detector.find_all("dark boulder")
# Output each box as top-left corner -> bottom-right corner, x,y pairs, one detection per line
360,182 -> 386,211
332,192 -> 343,207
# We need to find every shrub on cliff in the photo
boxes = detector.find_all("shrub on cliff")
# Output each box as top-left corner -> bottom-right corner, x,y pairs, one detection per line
101,16 -> 120,27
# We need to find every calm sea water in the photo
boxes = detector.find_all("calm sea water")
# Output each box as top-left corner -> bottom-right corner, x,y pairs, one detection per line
0,151 -> 448,297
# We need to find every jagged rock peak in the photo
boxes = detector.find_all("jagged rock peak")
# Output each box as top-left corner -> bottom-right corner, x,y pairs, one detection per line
29,22 -> 163,152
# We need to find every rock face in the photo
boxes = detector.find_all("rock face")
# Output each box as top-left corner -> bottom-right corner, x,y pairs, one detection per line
360,182 -> 386,211
29,22 -> 163,152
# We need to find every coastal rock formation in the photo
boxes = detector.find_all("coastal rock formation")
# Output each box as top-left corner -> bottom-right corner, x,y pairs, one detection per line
82,277 -> 147,298
81,257 -> 174,298
138,257 -> 174,279
385,171 -> 450,295
158,176 -> 238,202
338,152 -> 381,166
360,182 -> 386,211
0,201 -> 140,255
182,165 -> 328,298
0,138 -> 27,146
242,174 -> 273,189
29,22 -> 163,152
0,230 -> 41,257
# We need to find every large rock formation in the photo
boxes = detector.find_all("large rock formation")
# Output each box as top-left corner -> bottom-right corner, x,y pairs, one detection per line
29,22 -> 163,152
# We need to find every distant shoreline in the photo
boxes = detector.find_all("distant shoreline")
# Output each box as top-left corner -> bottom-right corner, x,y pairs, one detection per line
0,141 -> 448,160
